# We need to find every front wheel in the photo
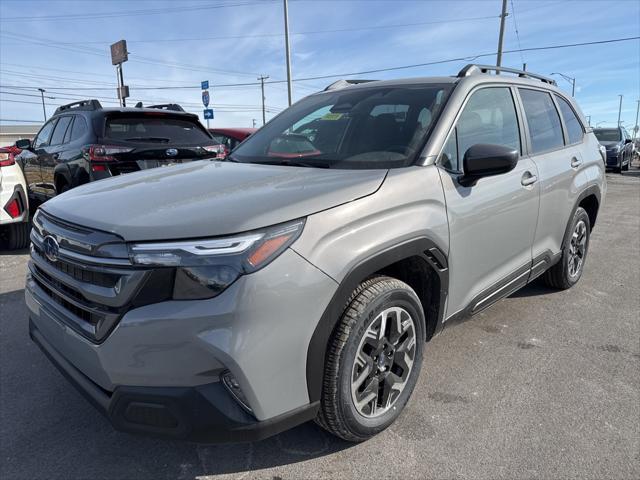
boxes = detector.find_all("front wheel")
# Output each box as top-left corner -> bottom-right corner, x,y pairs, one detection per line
316,276 -> 425,442
543,207 -> 590,290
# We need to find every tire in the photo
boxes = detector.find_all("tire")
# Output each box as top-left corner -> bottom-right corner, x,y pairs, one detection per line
622,154 -> 629,171
543,207 -> 590,290
316,275 -> 425,442
5,221 -> 30,250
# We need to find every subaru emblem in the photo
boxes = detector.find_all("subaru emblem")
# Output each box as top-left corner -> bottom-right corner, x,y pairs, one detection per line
166,148 -> 178,157
43,235 -> 60,263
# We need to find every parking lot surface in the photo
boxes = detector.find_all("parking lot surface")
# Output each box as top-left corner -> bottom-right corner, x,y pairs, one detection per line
1,171 -> 638,480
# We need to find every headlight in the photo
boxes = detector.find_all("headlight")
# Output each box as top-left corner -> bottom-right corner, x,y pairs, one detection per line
128,219 -> 305,299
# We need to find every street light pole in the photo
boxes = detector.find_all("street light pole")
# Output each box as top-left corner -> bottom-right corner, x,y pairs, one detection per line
633,99 -> 640,140
37,88 -> 47,121
551,72 -> 576,96
258,75 -> 269,125
496,0 -> 508,71
586,115 -> 591,127
617,94 -> 623,126
283,0 -> 293,106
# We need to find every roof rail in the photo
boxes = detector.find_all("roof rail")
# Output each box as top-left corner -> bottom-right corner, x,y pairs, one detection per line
54,99 -> 102,115
323,79 -> 377,91
135,102 -> 185,112
457,64 -> 557,86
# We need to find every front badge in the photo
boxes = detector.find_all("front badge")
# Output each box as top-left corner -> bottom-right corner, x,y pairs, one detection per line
43,235 -> 60,263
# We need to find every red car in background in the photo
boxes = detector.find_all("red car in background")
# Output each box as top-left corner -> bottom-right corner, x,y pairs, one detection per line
207,128 -> 256,159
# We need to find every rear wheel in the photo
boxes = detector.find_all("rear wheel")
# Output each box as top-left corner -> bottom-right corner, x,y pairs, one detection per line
316,276 -> 425,442
543,207 -> 590,290
5,221 -> 30,250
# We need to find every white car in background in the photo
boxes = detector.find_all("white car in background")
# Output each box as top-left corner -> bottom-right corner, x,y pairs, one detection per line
0,146 -> 30,249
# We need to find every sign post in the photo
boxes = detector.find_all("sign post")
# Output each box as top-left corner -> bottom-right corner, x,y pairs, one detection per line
110,40 -> 129,107
201,80 -> 211,128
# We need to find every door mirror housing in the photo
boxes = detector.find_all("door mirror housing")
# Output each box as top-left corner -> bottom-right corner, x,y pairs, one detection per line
459,143 -> 518,187
624,138 -> 632,144
15,138 -> 31,150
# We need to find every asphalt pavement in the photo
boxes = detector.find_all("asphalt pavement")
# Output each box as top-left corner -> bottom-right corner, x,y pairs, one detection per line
1,170 -> 638,480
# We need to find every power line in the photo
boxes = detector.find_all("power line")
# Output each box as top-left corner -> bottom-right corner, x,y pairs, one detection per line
4,15 -> 501,45
509,0 -> 526,66
1,36 -> 637,92
0,1 -> 276,22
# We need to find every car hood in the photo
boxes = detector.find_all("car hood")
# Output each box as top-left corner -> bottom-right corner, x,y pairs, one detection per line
42,160 -> 387,241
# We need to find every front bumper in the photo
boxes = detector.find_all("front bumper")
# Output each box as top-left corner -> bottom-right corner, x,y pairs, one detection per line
605,151 -> 621,168
30,318 -> 318,442
26,246 -> 337,440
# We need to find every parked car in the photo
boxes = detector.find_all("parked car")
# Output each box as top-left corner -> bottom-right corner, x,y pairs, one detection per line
14,100 -> 220,202
0,145 -> 29,249
26,64 -> 604,444
593,126 -> 634,172
207,127 -> 256,159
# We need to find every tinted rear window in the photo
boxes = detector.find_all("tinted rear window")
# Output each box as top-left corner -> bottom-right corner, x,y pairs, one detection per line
105,115 -> 211,144
594,129 -> 621,142
519,89 -> 564,154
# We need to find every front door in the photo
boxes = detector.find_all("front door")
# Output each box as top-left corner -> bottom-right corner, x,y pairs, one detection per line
22,118 -> 58,196
437,86 -> 540,318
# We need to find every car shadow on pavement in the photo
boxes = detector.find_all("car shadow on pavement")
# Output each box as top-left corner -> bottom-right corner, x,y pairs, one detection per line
0,288 -> 354,480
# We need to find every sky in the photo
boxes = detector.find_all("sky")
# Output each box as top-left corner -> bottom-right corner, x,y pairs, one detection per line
0,0 -> 639,131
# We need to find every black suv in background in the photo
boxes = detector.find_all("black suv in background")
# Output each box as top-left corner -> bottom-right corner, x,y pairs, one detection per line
15,100 -> 219,201
593,126 -> 634,172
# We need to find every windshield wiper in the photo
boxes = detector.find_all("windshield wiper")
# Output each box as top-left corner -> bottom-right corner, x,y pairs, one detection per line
124,137 -> 171,143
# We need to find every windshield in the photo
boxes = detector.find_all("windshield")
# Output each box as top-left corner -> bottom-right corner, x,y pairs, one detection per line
105,115 -> 212,145
231,84 -> 451,169
594,128 -> 621,142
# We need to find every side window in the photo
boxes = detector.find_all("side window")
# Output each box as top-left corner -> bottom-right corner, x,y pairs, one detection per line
455,87 -> 520,167
50,116 -> 72,146
70,115 -> 88,142
63,117 -> 74,144
555,95 -> 583,145
440,128 -> 459,171
33,119 -> 57,149
519,89 -> 565,153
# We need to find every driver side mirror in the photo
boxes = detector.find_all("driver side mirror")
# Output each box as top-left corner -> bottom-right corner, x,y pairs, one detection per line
624,138 -> 632,144
15,138 -> 31,150
458,143 -> 518,187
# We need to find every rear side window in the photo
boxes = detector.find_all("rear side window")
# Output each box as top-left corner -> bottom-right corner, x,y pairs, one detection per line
519,89 -> 565,153
105,115 -> 211,144
70,115 -> 88,142
555,95 -> 583,145
50,116 -> 72,146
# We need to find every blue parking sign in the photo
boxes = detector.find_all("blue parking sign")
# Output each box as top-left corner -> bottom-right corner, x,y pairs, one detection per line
201,80 -> 209,90
203,109 -> 214,120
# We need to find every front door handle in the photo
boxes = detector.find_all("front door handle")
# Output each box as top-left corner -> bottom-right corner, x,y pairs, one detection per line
571,157 -> 582,168
521,171 -> 538,186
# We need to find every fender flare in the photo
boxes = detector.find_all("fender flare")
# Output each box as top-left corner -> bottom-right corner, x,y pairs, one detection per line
53,164 -> 73,193
562,184 -> 601,248
305,237 -> 449,402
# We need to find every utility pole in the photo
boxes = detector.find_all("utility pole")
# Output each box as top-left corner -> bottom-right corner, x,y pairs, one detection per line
283,0 -> 293,105
522,63 -> 526,71
252,119 -> 257,128
258,75 -> 269,125
633,100 -> 639,140
37,88 -> 47,121
496,0 -> 508,71
617,94 -> 623,126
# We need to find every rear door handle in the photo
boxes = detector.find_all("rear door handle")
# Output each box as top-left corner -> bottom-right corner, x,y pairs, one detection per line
521,171 -> 538,186
571,157 -> 582,168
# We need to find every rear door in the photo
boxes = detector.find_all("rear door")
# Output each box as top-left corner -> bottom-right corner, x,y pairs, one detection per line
517,88 -> 588,274
438,85 -> 540,318
40,115 -> 73,197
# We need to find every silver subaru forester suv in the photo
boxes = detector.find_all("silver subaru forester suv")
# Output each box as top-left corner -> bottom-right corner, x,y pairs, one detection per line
26,65 -> 605,443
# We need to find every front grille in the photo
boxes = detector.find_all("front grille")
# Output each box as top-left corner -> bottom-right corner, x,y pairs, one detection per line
32,245 -> 119,288
33,275 -> 97,324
